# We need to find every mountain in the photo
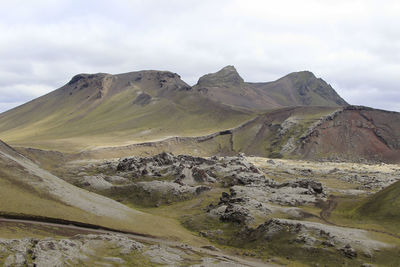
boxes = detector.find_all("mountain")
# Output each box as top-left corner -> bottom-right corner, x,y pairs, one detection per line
192,66 -> 348,109
0,70 -> 253,151
0,66 -> 348,152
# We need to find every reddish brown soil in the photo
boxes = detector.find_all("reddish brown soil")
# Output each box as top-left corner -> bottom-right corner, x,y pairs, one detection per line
300,107 -> 400,163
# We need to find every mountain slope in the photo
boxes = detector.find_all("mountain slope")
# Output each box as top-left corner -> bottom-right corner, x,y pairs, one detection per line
0,139 -> 206,242
249,71 -> 348,107
193,66 -> 348,109
196,105 -> 400,163
0,70 -> 253,151
79,106 -> 340,159
91,106 -> 400,163
336,179 -> 400,235
297,106 -> 400,163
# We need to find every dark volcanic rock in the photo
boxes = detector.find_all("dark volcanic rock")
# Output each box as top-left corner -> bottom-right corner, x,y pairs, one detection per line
68,74 -> 86,85
276,179 -> 324,195
340,244 -> 357,258
133,93 -> 152,106
220,204 -> 253,224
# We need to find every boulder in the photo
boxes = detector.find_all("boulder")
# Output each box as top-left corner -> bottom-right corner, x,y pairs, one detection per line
220,204 -> 254,224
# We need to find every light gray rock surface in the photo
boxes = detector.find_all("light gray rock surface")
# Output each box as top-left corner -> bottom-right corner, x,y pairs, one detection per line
241,218 -> 390,254
0,234 -> 144,267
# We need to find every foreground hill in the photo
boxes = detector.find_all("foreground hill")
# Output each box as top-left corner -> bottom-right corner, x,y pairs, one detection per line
0,139 -> 204,242
0,66 -> 347,151
356,180 -> 400,231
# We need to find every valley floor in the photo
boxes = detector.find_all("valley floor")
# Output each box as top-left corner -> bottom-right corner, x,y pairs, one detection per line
1,149 -> 400,266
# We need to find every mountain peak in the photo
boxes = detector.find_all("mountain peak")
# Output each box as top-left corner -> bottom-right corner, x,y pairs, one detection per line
196,65 -> 244,87
280,70 -> 348,106
220,65 -> 238,72
285,70 -> 316,81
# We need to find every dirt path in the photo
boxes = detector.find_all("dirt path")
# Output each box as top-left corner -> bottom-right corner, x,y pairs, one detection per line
0,217 -> 276,267
319,196 -> 339,225
319,196 -> 400,239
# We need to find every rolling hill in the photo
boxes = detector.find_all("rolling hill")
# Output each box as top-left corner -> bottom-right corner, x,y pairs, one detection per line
357,179 -> 400,224
0,66 -> 347,152
333,179 -> 400,235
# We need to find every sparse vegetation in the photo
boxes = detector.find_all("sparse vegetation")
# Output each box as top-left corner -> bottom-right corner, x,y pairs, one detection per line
0,67 -> 399,266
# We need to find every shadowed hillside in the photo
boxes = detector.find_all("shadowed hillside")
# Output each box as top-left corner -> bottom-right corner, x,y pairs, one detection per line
0,139 -> 207,242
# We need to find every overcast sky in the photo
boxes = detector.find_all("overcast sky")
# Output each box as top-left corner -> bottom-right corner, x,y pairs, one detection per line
1,0 -> 399,112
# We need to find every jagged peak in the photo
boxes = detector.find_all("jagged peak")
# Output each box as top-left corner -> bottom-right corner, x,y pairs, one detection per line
279,70 -> 348,106
196,65 -> 244,87
220,65 -> 238,72
281,70 -> 329,88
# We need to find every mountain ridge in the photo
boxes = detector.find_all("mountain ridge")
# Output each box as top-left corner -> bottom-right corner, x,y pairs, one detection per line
0,66 -> 349,151
193,66 -> 348,109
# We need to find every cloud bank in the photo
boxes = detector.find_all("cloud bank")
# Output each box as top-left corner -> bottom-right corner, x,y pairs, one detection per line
0,0 -> 399,111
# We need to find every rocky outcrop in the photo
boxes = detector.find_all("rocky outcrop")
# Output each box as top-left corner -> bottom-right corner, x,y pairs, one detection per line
274,179 -> 324,195
249,157 -> 400,192
116,152 -> 218,185
219,204 -> 254,224
0,234 -> 144,267
196,65 -> 244,87
74,153 -> 275,206
115,152 -> 268,188
239,218 -> 390,254
0,234 -> 248,267
207,175 -> 326,225
66,73 -> 113,98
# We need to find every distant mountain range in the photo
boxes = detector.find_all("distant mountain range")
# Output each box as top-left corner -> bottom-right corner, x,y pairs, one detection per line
193,65 -> 348,109
0,66 -> 346,150
0,66 -> 399,163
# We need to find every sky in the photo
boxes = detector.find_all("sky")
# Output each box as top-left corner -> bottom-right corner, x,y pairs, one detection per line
0,0 -> 399,112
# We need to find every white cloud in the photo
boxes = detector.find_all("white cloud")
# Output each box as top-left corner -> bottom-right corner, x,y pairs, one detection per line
0,0 -> 399,112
